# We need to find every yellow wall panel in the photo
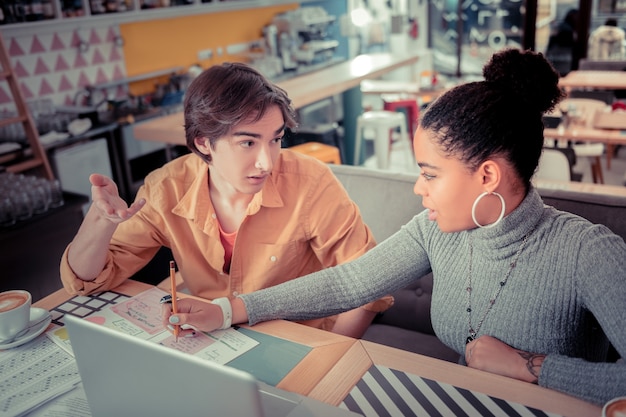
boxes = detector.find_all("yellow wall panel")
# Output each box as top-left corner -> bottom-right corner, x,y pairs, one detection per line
120,4 -> 298,95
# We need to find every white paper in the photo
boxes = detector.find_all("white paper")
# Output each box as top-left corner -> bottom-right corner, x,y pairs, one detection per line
0,336 -> 81,417
46,287 -> 259,365
24,385 -> 91,417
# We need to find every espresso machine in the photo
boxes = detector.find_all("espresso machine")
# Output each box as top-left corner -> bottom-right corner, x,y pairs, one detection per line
267,6 -> 339,70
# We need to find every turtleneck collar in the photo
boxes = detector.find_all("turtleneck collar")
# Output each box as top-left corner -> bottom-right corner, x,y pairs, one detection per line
468,187 -> 544,253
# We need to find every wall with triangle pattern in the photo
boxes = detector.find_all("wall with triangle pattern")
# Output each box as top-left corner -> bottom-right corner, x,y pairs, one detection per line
1,26 -> 126,113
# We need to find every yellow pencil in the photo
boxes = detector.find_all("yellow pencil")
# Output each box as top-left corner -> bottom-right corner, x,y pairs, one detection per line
169,260 -> 179,342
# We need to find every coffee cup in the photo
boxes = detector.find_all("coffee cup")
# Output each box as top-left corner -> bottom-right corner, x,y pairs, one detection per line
603,397 -> 626,417
0,290 -> 32,342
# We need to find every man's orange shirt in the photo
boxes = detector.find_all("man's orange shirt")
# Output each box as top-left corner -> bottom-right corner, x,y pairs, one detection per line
60,150 -> 392,329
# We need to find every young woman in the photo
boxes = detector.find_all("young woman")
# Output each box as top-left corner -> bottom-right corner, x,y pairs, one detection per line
164,49 -> 626,405
60,62 -> 392,338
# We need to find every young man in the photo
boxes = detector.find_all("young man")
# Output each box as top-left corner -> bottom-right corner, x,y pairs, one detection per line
60,63 -> 392,337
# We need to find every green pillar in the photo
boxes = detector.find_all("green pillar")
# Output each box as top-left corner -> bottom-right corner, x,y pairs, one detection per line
341,86 -> 363,165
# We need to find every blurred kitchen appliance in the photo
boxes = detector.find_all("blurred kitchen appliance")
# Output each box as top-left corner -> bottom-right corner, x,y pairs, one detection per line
271,6 -> 339,67
263,24 -> 279,58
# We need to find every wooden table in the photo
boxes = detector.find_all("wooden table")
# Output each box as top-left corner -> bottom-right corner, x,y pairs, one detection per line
33,280 -> 602,417
544,126 -> 626,146
133,52 -> 421,164
559,70 -> 626,91
311,341 -> 601,417
33,280 -> 356,398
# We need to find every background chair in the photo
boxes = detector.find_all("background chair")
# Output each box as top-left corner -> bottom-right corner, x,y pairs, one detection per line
566,90 -> 619,169
354,110 -> 414,170
536,148 -> 573,181
545,98 -> 610,183
381,94 -> 420,138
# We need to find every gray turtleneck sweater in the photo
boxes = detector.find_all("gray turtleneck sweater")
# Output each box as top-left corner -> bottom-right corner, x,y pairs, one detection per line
239,188 -> 626,405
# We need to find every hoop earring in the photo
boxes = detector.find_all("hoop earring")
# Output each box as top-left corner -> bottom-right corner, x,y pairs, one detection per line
471,191 -> 505,228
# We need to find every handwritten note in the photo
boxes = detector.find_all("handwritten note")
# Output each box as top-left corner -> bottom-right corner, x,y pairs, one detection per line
47,287 -> 259,366
110,294 -> 163,335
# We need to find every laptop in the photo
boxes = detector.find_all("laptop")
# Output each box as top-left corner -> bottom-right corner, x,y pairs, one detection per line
64,315 -> 360,417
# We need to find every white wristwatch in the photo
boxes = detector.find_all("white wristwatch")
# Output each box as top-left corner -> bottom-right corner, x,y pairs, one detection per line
210,297 -> 233,329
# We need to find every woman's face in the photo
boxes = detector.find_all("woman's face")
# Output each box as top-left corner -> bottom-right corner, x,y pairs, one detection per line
196,105 -> 285,196
412,127 -> 486,233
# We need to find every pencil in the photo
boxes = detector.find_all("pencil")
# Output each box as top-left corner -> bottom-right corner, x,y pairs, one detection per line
170,260 -> 179,342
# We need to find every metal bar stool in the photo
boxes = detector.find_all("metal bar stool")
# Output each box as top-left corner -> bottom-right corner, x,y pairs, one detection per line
381,94 -> 420,137
354,110 -> 414,170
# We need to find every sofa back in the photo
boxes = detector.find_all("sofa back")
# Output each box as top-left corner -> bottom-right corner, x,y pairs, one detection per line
539,187 -> 626,241
330,164 -> 626,242
330,164 -> 424,241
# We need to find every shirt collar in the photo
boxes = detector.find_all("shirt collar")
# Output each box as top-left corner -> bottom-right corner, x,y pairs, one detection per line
172,156 -> 285,223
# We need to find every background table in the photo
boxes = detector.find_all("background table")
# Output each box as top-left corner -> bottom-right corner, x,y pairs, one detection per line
544,126 -> 626,146
559,70 -> 626,90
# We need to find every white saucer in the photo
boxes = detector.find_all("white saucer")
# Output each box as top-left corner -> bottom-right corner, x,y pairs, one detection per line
0,307 -> 52,350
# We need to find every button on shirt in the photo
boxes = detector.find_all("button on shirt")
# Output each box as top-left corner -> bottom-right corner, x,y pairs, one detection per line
60,151 -> 392,328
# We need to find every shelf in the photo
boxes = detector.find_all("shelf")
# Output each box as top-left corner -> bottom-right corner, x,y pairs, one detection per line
0,114 -> 26,128
91,67 -> 185,91
6,156 -> 45,173
0,0 -> 326,36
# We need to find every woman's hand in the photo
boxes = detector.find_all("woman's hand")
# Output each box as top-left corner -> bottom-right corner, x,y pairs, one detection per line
465,335 -> 545,383
90,173 -> 145,223
161,298 -> 224,337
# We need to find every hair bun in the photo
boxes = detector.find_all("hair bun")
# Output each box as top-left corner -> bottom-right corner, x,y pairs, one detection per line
483,48 -> 564,114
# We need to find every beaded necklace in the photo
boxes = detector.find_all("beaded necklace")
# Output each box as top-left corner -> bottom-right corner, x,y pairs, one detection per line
465,231 -> 532,344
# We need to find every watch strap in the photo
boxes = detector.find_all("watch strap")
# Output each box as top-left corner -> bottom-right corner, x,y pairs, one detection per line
210,297 -> 232,330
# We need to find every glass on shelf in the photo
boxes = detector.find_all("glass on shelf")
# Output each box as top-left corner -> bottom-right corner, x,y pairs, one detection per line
0,110 -> 27,143
89,0 -> 105,14
90,0 -> 134,14
61,0 -> 85,17
0,0 -> 57,24
140,0 -> 193,8
0,172 -> 65,227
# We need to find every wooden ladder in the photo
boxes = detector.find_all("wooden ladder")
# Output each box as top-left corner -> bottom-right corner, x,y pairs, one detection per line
0,32 -> 54,179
